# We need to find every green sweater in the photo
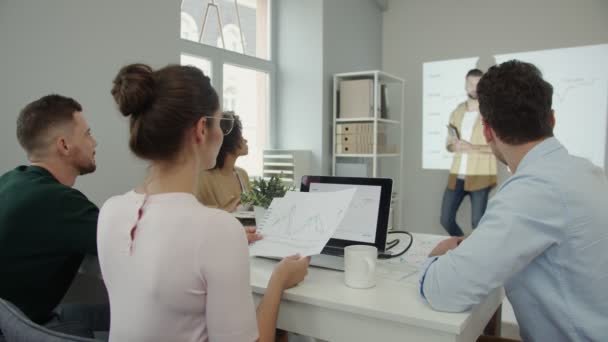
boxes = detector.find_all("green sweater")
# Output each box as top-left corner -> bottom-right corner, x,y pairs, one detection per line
0,165 -> 98,323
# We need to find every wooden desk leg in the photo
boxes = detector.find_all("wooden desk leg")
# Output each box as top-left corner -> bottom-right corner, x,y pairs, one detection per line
483,304 -> 502,336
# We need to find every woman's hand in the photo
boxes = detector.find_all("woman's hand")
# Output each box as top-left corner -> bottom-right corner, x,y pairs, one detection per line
244,226 -> 263,244
272,255 -> 310,290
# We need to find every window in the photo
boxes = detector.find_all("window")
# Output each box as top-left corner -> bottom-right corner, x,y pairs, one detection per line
179,1 -> 275,178
180,53 -> 212,78
223,64 -> 268,176
180,12 -> 200,42
180,0 -> 270,60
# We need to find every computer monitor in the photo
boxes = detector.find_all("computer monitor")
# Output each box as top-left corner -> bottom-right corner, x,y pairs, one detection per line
300,176 -> 392,253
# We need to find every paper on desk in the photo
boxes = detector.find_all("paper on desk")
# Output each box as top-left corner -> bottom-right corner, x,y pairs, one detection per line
249,189 -> 356,258
378,233 -> 447,286
386,233 -> 446,267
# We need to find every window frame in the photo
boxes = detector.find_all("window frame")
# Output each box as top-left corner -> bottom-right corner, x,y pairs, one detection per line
179,0 -> 277,153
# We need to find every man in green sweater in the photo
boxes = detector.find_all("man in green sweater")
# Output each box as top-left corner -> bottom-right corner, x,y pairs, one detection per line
0,95 -> 108,337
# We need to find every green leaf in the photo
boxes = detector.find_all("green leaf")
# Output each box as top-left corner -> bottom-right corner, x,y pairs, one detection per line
240,175 -> 294,209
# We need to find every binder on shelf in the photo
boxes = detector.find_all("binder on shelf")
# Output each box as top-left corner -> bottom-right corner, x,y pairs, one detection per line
336,123 -> 386,135
337,133 -> 387,145
380,83 -> 389,118
336,143 -> 398,155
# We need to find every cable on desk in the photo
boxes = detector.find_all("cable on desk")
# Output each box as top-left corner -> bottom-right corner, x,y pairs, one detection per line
378,231 -> 413,259
386,239 -> 400,251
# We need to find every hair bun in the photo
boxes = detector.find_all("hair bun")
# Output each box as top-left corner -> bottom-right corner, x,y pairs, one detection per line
111,63 -> 156,117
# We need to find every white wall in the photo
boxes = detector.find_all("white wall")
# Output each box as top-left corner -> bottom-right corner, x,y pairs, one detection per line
276,0 -> 383,175
322,0 -> 383,173
0,0 -> 180,206
382,0 -> 608,234
275,0 -> 325,173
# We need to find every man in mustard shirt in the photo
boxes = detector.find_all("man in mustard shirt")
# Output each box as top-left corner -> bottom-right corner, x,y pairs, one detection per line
441,69 -> 497,236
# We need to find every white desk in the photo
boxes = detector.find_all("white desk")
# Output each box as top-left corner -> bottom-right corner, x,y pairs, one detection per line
250,233 -> 504,342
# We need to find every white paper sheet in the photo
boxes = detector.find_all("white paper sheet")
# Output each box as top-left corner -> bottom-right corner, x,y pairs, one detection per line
386,233 -> 446,267
249,189 -> 356,257
372,233 -> 447,286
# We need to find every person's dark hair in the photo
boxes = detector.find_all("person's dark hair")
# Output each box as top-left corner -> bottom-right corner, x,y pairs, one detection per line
214,112 -> 243,169
111,63 -> 219,161
466,68 -> 484,78
477,60 -> 554,145
16,94 -> 82,156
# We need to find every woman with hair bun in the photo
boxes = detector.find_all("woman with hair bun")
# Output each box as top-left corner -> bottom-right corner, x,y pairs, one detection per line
97,63 -> 309,342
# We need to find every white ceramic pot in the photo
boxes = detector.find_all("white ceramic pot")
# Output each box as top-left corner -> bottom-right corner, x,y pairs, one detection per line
253,206 -> 268,228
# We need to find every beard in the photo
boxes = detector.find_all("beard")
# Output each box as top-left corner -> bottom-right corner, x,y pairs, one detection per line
72,145 -> 97,175
78,161 -> 96,175
76,152 -> 96,175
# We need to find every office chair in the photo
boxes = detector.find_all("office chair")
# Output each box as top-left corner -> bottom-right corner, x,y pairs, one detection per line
0,299 -> 97,342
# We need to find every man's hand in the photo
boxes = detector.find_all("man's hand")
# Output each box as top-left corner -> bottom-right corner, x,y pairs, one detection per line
453,140 -> 474,153
244,226 -> 263,244
429,237 -> 465,257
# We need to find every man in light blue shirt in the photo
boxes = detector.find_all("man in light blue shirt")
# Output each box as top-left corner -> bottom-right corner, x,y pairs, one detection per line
419,60 -> 608,342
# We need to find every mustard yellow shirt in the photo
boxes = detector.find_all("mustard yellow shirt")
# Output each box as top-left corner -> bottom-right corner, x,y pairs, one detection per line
447,102 -> 497,191
196,167 -> 251,210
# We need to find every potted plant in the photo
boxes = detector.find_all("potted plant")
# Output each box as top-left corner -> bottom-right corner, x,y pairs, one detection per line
241,175 -> 292,226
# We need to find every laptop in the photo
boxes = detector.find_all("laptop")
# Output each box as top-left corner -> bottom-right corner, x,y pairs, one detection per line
300,176 -> 393,271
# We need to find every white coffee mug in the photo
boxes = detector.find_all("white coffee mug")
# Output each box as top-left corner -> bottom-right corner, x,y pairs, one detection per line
344,245 -> 377,289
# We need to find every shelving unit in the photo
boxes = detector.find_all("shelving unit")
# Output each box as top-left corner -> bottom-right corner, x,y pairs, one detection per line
332,70 -> 404,177
332,70 -> 405,230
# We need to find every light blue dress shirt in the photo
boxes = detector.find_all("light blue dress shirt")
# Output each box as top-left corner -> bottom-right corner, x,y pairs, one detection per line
419,137 -> 608,341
